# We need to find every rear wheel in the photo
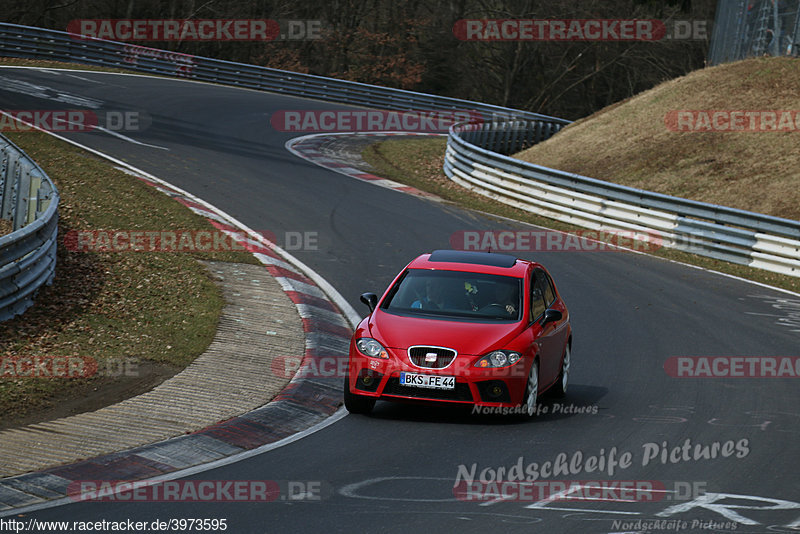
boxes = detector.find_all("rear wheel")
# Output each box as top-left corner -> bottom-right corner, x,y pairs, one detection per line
343,376 -> 376,414
550,344 -> 570,398
520,360 -> 539,418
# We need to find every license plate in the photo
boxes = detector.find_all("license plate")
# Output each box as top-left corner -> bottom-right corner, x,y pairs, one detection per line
400,372 -> 455,390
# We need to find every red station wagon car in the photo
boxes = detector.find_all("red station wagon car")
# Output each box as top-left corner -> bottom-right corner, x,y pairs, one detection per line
344,250 -> 571,416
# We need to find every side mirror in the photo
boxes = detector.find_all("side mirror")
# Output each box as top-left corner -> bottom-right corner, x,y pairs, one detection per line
541,309 -> 562,325
360,292 -> 378,313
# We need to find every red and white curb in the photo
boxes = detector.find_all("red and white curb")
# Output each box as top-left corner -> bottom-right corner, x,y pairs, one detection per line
0,121 -> 359,515
285,131 -> 441,199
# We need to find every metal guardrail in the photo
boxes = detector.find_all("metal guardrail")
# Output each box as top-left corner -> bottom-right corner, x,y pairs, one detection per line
446,121 -> 800,277
709,0 -> 800,65
0,23 -> 568,126
0,133 -> 59,321
0,23 -> 797,278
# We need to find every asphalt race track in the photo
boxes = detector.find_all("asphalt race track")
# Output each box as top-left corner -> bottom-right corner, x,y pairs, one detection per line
1,68 -> 799,533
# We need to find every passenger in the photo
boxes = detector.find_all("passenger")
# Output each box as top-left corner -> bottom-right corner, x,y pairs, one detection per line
411,280 -> 444,310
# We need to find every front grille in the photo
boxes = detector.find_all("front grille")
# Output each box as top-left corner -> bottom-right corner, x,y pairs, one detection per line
408,346 -> 457,369
383,377 -> 473,402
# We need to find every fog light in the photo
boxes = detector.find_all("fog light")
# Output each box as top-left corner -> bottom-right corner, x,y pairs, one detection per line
362,375 -> 374,386
491,385 -> 503,397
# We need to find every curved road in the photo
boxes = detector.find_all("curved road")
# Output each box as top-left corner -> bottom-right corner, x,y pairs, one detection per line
1,68 -> 798,533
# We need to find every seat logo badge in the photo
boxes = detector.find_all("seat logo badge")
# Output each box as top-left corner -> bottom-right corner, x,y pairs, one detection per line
425,353 -> 438,363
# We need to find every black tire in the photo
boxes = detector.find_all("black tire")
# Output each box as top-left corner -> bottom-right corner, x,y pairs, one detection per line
343,376 -> 376,414
550,344 -> 571,398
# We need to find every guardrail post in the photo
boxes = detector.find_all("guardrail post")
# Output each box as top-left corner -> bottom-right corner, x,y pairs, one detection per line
13,159 -> 30,231
1,144 -> 14,222
534,121 -> 544,144
26,171 -> 42,225
8,155 -> 21,229
36,179 -> 54,219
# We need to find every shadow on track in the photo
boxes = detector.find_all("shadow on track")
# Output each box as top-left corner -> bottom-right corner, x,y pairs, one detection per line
350,384 -> 609,426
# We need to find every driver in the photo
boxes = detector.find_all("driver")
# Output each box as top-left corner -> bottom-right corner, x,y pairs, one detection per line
490,283 -> 517,316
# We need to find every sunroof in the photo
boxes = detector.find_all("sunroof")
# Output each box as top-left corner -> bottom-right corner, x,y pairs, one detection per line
428,249 -> 517,268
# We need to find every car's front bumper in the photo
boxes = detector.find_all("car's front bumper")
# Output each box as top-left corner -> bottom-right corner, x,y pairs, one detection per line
347,345 -> 531,407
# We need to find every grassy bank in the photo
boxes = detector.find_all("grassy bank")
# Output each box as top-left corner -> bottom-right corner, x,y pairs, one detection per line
0,129 -> 256,429
516,57 -> 800,221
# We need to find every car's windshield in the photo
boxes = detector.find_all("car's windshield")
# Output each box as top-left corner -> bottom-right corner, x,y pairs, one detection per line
381,269 -> 522,321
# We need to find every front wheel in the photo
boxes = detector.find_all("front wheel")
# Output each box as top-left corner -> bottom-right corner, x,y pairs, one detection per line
343,376 -> 376,414
550,344 -> 570,398
519,360 -> 539,418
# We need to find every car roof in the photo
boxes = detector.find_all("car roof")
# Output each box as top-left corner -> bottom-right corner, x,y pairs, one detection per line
407,250 -> 533,277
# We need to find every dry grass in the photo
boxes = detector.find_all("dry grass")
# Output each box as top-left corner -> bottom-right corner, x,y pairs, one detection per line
0,130 -> 257,427
0,218 -> 12,236
515,56 -> 800,221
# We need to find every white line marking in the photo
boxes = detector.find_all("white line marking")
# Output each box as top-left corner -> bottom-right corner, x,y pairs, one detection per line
92,124 -> 169,150
339,476 -> 460,502
50,115 -> 169,151
0,76 -> 103,108
35,68 -> 106,84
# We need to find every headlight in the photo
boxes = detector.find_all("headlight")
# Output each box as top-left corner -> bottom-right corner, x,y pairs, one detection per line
475,350 -> 522,368
356,338 -> 389,359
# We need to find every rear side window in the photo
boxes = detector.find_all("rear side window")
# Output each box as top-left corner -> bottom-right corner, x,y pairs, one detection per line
530,285 -> 546,321
534,269 -> 556,307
